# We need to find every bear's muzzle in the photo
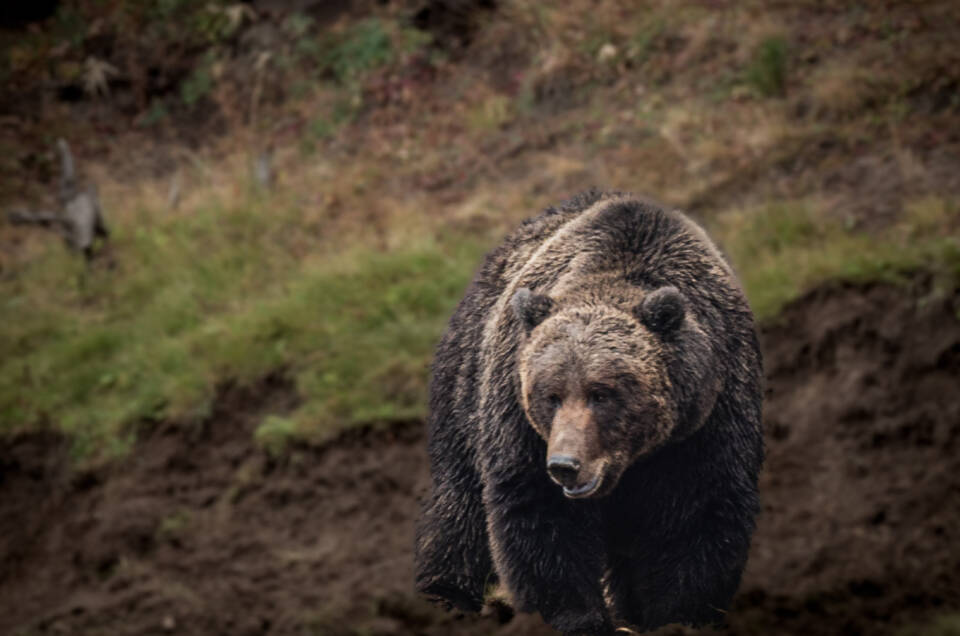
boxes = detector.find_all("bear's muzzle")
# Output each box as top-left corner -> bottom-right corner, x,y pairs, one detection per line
546,400 -> 607,498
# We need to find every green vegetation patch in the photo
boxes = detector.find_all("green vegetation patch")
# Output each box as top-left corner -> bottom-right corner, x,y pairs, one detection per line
898,614 -> 960,636
711,197 -> 960,321
312,17 -> 429,85
326,18 -> 394,83
745,35 -> 788,97
0,198 -> 485,460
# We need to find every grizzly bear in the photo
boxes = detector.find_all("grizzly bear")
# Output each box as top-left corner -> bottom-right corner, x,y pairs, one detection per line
415,191 -> 763,635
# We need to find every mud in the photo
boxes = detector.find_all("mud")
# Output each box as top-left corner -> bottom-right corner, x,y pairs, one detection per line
1,277 -> 959,635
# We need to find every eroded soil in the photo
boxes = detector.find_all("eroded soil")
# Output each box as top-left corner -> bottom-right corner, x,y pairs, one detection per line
1,277 -> 959,636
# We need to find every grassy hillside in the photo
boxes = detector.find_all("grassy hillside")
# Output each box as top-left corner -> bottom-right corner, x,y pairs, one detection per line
1,0 -> 959,461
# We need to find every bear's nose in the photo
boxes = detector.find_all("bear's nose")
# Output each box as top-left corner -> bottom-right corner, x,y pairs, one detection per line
547,455 -> 582,489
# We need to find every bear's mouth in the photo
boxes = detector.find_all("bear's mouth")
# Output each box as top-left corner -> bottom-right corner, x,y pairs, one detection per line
562,472 -> 604,499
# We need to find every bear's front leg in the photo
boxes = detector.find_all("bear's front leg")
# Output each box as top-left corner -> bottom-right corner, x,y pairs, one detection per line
415,479 -> 492,612
604,481 -> 756,631
483,465 -> 613,636
415,421 -> 493,615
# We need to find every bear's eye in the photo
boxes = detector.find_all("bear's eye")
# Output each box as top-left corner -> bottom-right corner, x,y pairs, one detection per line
587,388 -> 615,406
548,394 -> 562,409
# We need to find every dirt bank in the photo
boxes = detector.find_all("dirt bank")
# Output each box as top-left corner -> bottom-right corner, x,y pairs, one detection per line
1,276 -> 958,635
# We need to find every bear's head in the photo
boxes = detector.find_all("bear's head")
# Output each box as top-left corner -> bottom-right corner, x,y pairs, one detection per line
511,285 -> 719,499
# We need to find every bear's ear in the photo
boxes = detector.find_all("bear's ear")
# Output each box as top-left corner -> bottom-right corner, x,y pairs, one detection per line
635,286 -> 686,335
511,287 -> 554,333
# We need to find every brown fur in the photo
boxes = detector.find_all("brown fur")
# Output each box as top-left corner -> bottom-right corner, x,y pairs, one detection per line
416,190 -> 763,635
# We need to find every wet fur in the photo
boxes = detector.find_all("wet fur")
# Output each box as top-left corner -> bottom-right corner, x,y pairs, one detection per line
414,190 -> 763,634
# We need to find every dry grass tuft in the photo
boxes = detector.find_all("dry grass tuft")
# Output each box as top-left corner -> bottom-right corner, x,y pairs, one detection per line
808,60 -> 895,119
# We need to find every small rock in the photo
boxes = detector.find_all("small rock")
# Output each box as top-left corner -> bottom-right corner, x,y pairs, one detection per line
162,615 -> 176,631
597,43 -> 618,63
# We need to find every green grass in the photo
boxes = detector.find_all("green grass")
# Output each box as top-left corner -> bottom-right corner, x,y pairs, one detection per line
712,197 -> 960,320
180,62 -> 213,106
255,415 -> 299,457
899,614 -> 960,636
322,18 -> 396,84
0,196 -> 486,460
157,508 -> 192,540
746,35 -> 788,97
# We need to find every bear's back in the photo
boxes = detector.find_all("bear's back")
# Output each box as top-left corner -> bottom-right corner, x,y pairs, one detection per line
475,193 -> 749,359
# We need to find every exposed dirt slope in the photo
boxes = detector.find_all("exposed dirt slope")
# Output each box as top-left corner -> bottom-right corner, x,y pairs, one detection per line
1,277 -> 959,636
729,276 -> 960,636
